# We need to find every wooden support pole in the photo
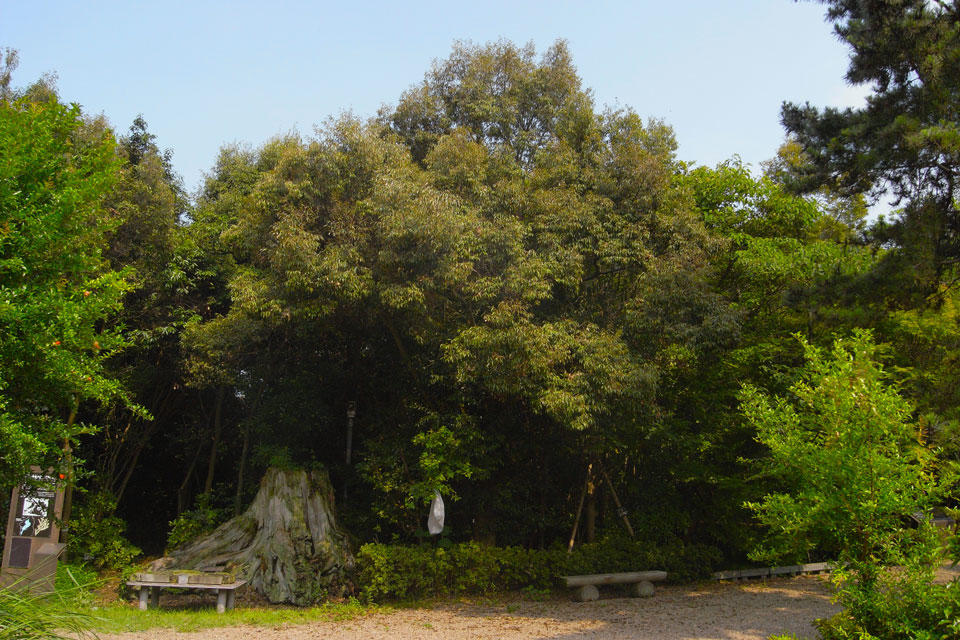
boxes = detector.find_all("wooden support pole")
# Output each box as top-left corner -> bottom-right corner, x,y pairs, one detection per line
567,464 -> 593,552
601,467 -> 634,538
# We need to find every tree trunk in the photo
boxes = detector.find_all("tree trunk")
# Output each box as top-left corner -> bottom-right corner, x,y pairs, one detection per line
234,426 -> 249,516
59,399 -> 78,558
203,386 -> 225,495
115,420 -> 157,505
156,467 -> 354,605
177,440 -> 202,515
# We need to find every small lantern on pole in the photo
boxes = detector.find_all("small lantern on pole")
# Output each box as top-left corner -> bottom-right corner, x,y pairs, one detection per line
345,401 -> 357,465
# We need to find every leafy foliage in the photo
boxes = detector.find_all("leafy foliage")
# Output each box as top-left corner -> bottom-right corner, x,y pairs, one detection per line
67,491 -> 141,570
0,87 -> 140,487
171,40 -> 740,550
356,535 -> 720,601
166,493 -> 227,551
743,331 -> 940,569
743,331 -> 959,638
815,568 -> 960,640
4,22 -> 960,615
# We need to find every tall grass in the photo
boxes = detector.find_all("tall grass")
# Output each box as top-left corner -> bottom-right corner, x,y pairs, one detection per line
0,567 -> 97,640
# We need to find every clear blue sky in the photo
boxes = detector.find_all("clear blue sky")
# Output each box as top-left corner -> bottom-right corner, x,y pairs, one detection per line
1,1 -> 866,195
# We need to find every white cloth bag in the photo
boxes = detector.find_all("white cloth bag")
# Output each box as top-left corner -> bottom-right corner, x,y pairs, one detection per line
427,491 -> 444,535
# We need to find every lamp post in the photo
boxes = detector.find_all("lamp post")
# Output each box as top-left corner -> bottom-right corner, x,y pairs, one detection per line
345,402 -> 356,465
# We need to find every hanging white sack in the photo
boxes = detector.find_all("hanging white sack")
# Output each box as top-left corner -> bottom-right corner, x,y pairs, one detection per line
427,490 -> 444,535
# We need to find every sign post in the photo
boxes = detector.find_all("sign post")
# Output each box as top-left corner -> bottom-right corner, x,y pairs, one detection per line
1,468 -> 65,592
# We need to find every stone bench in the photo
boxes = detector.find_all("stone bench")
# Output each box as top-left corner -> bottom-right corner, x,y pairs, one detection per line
562,570 -> 668,601
712,562 -> 833,581
126,578 -> 247,613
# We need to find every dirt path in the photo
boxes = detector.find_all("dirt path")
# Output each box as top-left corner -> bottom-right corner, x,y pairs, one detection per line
103,575 -> 839,640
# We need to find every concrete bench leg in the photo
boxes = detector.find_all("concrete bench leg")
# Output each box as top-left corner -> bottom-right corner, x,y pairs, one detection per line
630,580 -> 655,597
216,589 -> 227,614
575,585 -> 600,602
138,587 -> 149,611
150,587 -> 160,608
226,589 -> 236,610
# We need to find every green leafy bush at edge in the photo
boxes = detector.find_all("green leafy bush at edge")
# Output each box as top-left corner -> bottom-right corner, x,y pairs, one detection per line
67,491 -> 141,571
166,493 -> 227,551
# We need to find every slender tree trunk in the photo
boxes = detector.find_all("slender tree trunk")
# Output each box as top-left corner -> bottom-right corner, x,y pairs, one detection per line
101,418 -> 129,495
178,441 -> 202,514
585,477 -> 597,544
234,425 -> 250,516
59,398 -> 78,558
115,421 -> 157,505
601,467 -> 635,537
204,386 -> 226,495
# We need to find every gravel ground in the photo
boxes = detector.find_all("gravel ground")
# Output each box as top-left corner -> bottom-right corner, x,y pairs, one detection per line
102,575 -> 841,640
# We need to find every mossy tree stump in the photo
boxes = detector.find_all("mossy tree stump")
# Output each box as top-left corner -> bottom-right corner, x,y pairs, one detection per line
155,467 -> 354,605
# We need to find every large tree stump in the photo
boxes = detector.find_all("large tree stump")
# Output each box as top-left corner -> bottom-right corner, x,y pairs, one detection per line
154,467 -> 354,605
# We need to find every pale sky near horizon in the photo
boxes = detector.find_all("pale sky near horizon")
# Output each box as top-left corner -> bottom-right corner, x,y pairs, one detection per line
1,1 -> 869,197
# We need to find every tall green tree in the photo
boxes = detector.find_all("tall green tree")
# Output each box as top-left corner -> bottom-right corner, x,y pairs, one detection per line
0,84 -> 137,486
783,0 -> 960,297
743,331 -> 935,568
743,331 -> 958,638
84,116 -> 193,508
657,159 -> 878,555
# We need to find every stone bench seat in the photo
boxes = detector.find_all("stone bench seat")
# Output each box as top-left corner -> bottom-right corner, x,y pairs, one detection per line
562,570 -> 668,601
126,579 -> 247,613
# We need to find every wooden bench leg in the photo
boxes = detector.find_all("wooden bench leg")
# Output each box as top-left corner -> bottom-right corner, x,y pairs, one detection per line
226,589 -> 236,610
575,585 -> 600,602
216,589 -> 227,614
138,587 -> 149,611
631,580 -> 655,597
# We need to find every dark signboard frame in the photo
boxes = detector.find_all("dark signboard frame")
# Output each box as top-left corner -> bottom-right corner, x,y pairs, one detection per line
1,467 -> 65,589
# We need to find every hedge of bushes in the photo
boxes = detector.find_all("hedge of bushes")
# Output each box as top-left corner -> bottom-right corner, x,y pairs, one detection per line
356,535 -> 722,601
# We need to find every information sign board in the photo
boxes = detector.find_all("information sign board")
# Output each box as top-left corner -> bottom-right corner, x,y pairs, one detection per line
1,468 -> 65,590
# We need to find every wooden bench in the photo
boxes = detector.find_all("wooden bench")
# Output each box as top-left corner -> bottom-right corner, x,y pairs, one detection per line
126,579 -> 247,613
562,570 -> 667,601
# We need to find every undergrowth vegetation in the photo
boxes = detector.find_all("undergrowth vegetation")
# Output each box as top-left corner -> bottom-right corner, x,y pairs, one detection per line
356,536 -> 721,601
67,491 -> 142,570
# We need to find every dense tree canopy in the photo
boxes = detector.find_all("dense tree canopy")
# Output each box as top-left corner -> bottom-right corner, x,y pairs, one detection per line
1,4 -> 958,595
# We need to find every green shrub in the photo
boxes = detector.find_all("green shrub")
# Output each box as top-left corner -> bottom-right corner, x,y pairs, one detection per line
67,491 -> 140,571
814,568 -> 960,640
166,493 -> 226,551
356,535 -> 721,601
743,334 -> 960,639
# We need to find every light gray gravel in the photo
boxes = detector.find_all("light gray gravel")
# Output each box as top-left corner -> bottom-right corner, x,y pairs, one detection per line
102,575 -> 840,640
